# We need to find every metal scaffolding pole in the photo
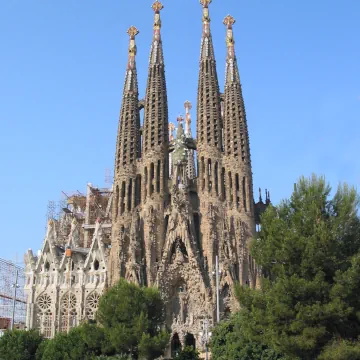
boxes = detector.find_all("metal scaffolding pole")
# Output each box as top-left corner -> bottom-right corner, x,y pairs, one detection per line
10,269 -> 19,330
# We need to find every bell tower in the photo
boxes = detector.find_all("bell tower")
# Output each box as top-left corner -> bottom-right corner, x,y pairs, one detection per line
109,26 -> 141,286
222,15 -> 257,287
196,0 -> 224,277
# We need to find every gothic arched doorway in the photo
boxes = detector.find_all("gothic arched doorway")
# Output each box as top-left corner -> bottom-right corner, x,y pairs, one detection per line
171,332 -> 182,358
185,332 -> 196,349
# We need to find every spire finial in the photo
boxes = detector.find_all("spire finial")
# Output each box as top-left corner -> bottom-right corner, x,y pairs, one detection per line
126,26 -> 139,69
184,101 -> 192,112
127,26 -> 139,40
169,123 -> 175,141
224,15 -> 236,57
223,15 -> 236,28
200,0 -> 212,8
200,0 -> 212,23
152,0 -> 164,13
177,115 -> 184,124
184,101 -> 192,137
152,1 -> 163,35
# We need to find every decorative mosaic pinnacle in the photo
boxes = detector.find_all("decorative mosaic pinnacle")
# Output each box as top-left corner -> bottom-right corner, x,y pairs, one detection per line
169,123 -> 176,132
152,0 -> 164,13
177,115 -> 184,123
184,101 -> 192,111
127,26 -> 139,39
223,15 -> 236,27
200,0 -> 212,8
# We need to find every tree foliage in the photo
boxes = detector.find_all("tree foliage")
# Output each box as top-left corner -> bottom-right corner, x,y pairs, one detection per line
210,313 -> 284,360
0,329 -> 43,360
173,345 -> 200,360
96,278 -> 169,359
236,175 -> 360,360
41,324 -> 113,360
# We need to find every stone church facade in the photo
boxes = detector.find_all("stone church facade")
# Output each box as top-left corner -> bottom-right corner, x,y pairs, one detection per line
24,0 -> 270,355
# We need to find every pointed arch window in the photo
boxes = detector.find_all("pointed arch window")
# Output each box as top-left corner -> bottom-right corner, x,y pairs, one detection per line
60,293 -> 77,333
36,294 -> 52,338
85,292 -> 100,320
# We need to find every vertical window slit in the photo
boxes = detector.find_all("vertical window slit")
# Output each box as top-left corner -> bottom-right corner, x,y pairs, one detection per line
156,160 -> 161,193
214,162 -> 219,195
229,172 -> 233,203
235,174 -> 240,209
121,181 -> 126,215
150,163 -> 155,195
242,176 -> 247,211
128,179 -> 132,211
221,167 -> 226,200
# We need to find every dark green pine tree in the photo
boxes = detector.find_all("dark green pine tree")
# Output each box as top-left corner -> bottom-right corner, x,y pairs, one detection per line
96,279 -> 169,359
237,175 -> 360,360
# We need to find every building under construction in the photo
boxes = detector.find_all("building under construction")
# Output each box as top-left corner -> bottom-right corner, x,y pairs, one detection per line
23,2 -> 271,355
0,258 -> 27,334
24,183 -> 112,337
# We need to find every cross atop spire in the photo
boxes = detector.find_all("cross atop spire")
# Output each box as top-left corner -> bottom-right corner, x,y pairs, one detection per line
177,115 -> 184,124
152,0 -> 164,13
200,0 -> 212,9
127,26 -> 139,39
223,14 -> 236,27
184,101 -> 192,111
126,26 -> 139,70
224,15 -> 236,59
152,1 -> 163,35
200,0 -> 212,24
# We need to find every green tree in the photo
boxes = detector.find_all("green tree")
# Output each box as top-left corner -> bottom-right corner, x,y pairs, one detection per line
173,345 -> 200,360
41,324 -> 113,360
317,339 -> 360,360
237,175 -> 360,360
210,313 -> 284,360
95,356 -> 131,360
0,329 -> 43,360
96,279 -> 169,359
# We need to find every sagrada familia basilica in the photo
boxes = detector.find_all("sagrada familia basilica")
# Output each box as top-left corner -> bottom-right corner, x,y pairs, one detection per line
24,0 -> 270,355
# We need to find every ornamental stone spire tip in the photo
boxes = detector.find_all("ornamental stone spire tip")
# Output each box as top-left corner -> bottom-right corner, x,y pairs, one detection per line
223,15 -> 236,27
200,0 -> 212,8
127,26 -> 139,39
152,0 -> 164,13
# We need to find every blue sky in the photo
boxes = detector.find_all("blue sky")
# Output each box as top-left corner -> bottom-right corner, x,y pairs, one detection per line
0,0 -> 359,264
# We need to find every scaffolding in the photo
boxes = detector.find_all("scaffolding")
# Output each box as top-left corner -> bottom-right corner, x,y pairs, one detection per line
0,258 -> 27,331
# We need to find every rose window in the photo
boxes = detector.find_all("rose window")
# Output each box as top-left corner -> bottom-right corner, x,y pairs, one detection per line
37,294 -> 52,311
85,292 -> 100,319
61,293 -> 77,311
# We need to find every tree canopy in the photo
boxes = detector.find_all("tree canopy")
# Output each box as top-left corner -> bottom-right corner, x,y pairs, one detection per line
235,175 -> 360,359
210,313 -> 284,360
0,329 -> 43,360
96,278 -> 169,359
0,280 -> 169,360
173,345 -> 200,360
41,324 -> 113,360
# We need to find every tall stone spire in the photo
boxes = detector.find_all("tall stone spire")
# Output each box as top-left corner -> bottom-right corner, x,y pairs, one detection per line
115,26 -> 141,172
223,15 -> 251,164
142,0 -> 169,155
110,26 -> 141,286
196,0 -> 222,152
138,1 -> 169,286
222,16 -> 256,288
184,101 -> 196,180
